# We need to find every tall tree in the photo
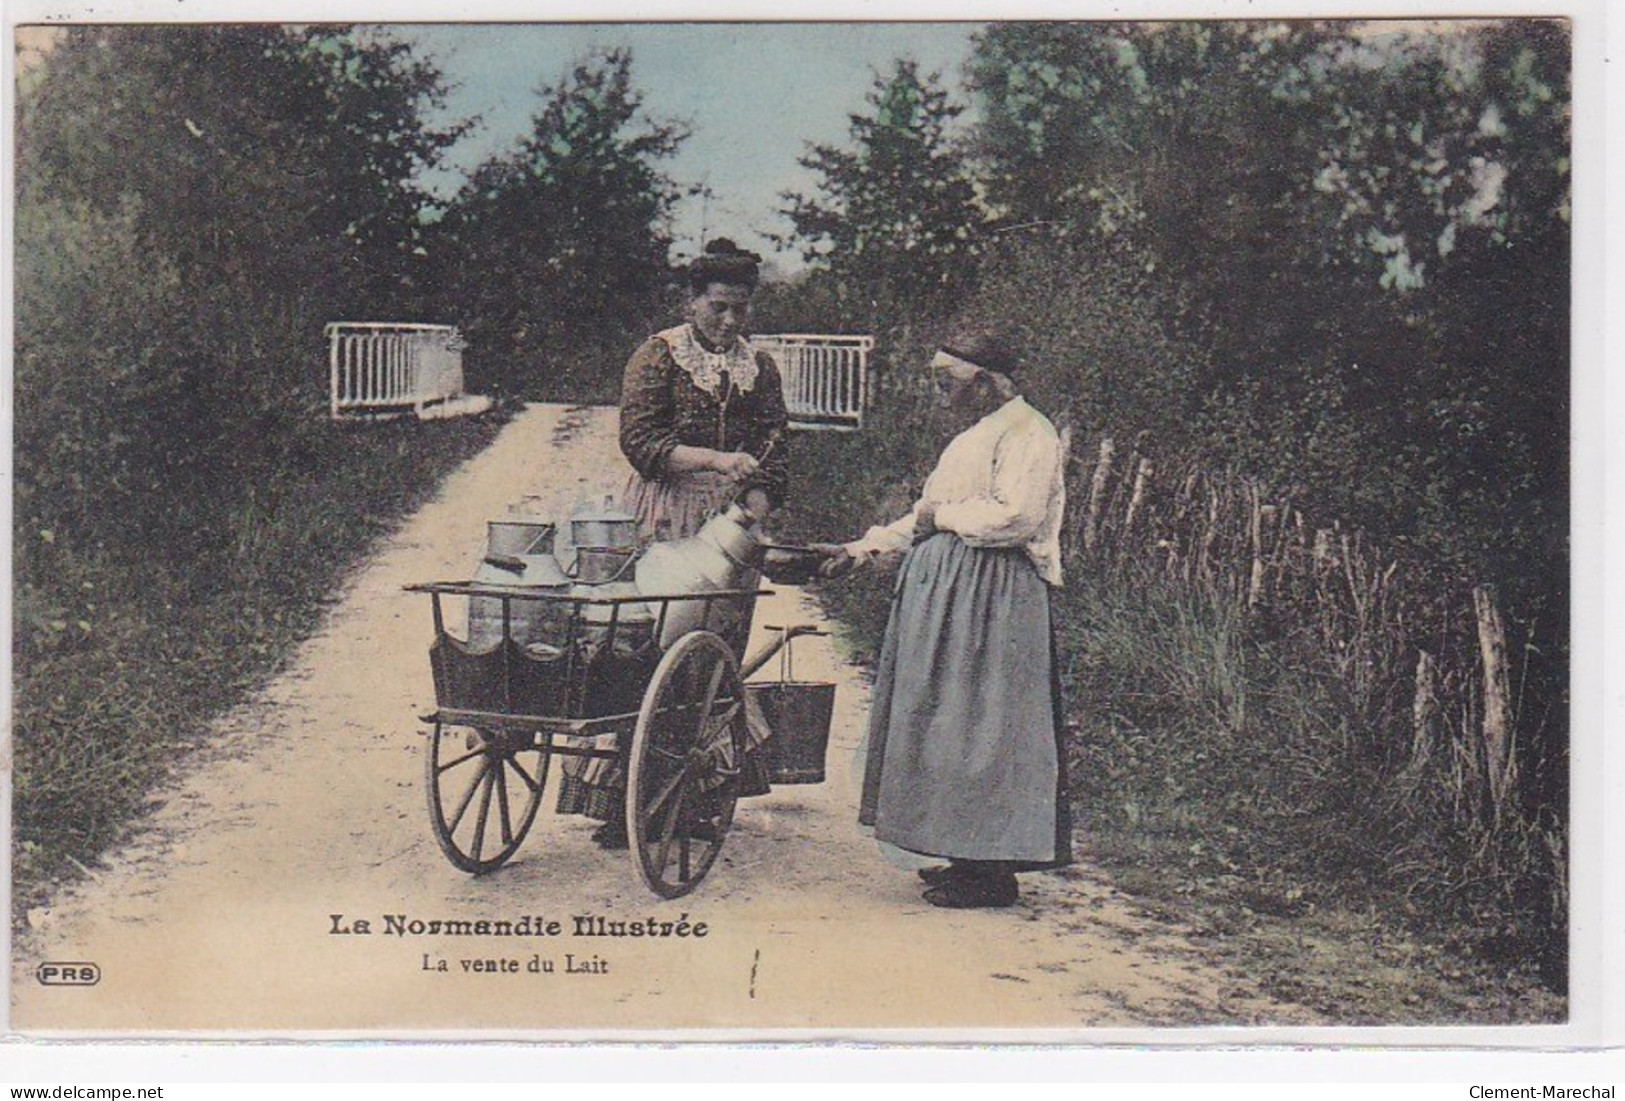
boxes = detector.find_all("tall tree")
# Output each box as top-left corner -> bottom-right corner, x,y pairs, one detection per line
1302,21 -> 1570,591
15,25 -> 462,564
19,26 -> 462,330
777,60 -> 985,327
968,21 -> 1569,584
430,48 -> 687,399
970,22 -> 1355,377
967,19 -> 1571,826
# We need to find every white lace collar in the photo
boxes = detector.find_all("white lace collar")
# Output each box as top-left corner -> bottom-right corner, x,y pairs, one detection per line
657,324 -> 759,397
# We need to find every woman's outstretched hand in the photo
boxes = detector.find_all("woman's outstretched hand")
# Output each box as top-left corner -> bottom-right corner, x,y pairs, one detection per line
810,543 -> 857,579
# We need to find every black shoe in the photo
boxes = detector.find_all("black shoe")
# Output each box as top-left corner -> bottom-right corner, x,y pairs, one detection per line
917,863 -> 971,888
591,821 -> 629,850
922,875 -> 1019,909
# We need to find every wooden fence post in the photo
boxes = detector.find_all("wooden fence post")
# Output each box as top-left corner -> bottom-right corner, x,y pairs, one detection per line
1123,457 -> 1153,545
1473,584 -> 1517,820
1247,482 -> 1265,609
1084,436 -> 1114,554
1411,648 -> 1438,767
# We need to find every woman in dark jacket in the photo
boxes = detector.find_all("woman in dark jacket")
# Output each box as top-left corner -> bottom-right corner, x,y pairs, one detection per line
618,238 -> 789,540
558,238 -> 790,844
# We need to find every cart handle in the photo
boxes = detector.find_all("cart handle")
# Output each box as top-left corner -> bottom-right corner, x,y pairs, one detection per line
483,553 -> 527,574
741,623 -> 827,681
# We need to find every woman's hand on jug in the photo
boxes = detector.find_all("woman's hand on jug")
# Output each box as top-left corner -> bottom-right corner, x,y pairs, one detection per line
737,487 -> 772,524
714,450 -> 759,481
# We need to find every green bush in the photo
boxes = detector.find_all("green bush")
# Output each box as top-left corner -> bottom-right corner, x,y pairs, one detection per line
13,414 -> 508,910
10,26 -> 501,917
946,234 -> 1209,446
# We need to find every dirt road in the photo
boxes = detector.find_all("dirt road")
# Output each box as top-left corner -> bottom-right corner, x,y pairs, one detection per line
11,404 -> 1323,1035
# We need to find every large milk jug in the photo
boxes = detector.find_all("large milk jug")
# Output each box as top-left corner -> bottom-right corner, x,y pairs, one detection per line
634,504 -> 765,649
467,519 -> 570,649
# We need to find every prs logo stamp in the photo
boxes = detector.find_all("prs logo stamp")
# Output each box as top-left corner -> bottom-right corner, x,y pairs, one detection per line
36,961 -> 101,986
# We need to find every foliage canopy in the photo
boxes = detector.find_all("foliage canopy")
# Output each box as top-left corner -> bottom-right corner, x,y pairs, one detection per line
428,48 -> 689,399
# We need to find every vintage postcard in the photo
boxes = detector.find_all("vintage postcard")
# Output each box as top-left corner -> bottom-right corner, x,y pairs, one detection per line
5,1 -> 1614,1052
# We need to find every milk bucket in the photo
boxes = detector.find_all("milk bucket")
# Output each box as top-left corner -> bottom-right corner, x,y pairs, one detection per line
745,626 -> 834,784
749,682 -> 835,784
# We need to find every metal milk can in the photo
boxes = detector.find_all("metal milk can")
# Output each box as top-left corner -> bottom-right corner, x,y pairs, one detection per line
634,503 -> 766,649
467,536 -> 571,649
570,544 -> 651,644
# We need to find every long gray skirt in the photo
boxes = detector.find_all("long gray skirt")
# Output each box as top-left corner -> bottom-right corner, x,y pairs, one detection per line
859,534 -> 1071,866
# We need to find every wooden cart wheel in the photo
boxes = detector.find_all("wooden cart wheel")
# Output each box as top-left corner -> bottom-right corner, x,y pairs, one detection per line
425,722 -> 550,874
627,630 -> 747,898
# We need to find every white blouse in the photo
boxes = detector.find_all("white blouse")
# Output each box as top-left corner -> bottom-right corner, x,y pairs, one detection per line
846,396 -> 1067,586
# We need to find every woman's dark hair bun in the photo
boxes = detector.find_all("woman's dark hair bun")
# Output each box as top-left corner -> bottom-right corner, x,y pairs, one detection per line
704,237 -> 761,261
689,237 -> 762,291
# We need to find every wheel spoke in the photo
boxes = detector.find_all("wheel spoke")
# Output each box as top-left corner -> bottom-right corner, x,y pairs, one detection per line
653,783 -> 687,878
642,766 -> 689,825
436,745 -> 487,775
496,759 -> 513,848
470,765 -> 495,862
699,659 -> 727,724
445,756 -> 491,835
505,754 -> 541,794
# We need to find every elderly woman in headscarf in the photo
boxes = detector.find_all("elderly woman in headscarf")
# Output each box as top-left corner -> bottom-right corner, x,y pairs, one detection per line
557,238 -> 790,847
817,327 -> 1071,908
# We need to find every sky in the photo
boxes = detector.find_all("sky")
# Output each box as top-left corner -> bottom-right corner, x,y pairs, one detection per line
390,23 -> 982,270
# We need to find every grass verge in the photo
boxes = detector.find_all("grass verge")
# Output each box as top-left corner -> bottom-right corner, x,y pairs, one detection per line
1054,573 -> 1564,1021
12,407 -> 512,924
785,531 -> 1564,1021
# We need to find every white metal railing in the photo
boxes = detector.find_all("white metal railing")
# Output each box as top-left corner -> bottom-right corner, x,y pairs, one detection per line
752,333 -> 874,431
326,322 -> 466,419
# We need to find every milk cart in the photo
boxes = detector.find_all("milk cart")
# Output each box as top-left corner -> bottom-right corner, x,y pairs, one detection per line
407,575 -> 831,898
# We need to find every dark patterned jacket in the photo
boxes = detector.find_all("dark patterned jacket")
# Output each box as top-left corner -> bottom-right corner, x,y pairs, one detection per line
618,325 -> 790,509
